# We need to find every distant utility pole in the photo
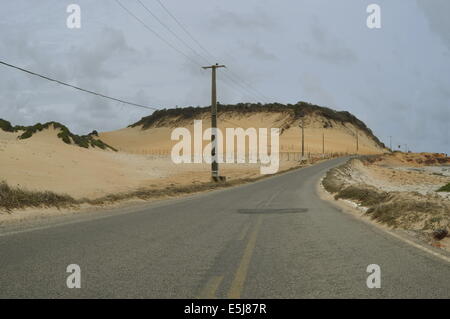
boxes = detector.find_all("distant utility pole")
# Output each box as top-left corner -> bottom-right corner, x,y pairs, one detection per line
356,130 -> 359,153
322,132 -> 325,155
202,63 -> 226,181
299,118 -> 305,158
388,136 -> 392,151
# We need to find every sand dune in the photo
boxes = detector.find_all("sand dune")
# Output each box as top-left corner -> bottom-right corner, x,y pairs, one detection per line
0,111 -> 386,200
100,112 -> 385,155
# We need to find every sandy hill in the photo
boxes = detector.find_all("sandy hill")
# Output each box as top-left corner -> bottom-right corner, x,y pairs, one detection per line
100,102 -> 387,155
0,121 -> 162,198
0,102 -> 387,201
0,119 -> 116,151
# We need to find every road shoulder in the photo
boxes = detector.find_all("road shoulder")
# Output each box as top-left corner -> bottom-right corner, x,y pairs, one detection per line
316,174 -> 450,265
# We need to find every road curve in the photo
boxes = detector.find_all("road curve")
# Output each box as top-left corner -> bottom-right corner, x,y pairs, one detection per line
0,157 -> 449,298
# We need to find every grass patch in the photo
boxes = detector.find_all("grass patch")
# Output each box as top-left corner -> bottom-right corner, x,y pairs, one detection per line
365,200 -> 446,229
0,181 -> 77,212
85,179 -> 256,205
0,178 -> 265,213
334,185 -> 390,207
322,167 -> 346,193
437,183 -> 450,192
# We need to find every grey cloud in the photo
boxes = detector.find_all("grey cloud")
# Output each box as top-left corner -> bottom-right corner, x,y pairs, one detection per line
0,23 -> 147,133
240,41 -> 277,61
67,28 -> 140,81
417,0 -> 450,50
297,23 -> 358,65
209,9 -> 276,31
300,73 -> 336,107
0,0 -> 448,153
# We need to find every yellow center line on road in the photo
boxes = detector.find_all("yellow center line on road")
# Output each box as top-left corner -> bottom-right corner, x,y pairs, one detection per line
197,275 -> 224,299
227,215 -> 263,299
238,223 -> 251,241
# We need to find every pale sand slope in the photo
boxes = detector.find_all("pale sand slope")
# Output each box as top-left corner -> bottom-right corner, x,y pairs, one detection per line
0,125 -> 294,199
0,127 -> 168,198
1,112 -> 385,200
100,112 -> 385,155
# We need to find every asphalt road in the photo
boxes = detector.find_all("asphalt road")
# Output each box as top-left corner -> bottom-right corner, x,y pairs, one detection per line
1,157 -> 449,298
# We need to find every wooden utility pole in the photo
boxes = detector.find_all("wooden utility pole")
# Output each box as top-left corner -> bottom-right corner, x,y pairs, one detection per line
322,132 -> 325,155
299,118 -> 305,158
202,63 -> 225,181
389,136 -> 392,151
356,130 -> 359,153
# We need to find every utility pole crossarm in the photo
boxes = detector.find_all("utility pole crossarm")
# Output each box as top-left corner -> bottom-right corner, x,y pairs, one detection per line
202,64 -> 226,70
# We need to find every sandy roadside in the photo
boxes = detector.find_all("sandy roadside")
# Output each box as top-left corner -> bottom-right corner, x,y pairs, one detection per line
0,110 -> 386,225
316,179 -> 450,260
320,153 -> 450,253
0,157 -> 323,226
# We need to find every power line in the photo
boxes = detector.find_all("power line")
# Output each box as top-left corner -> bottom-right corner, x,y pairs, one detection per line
0,60 -> 158,110
115,0 -> 203,67
152,0 -> 271,102
120,0 -> 262,102
224,68 -> 272,101
220,72 -> 263,101
154,0 -> 216,61
138,0 -> 263,101
136,0 -> 210,65
117,0 -> 270,103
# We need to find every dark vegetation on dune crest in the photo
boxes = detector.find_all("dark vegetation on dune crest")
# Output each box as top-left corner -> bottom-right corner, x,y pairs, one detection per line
0,119 -> 117,151
130,101 -> 386,149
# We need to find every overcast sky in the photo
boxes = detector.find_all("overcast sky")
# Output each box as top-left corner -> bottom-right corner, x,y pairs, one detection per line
0,0 -> 448,153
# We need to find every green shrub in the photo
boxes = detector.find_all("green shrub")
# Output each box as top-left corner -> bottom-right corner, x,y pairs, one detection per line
0,119 -> 15,132
14,121 -> 117,151
437,183 -> 450,192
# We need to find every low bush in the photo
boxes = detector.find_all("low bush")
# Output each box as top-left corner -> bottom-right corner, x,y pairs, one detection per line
437,183 -> 450,192
0,181 -> 77,211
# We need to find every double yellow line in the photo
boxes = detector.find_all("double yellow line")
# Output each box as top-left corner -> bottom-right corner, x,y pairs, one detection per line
198,216 -> 263,299
227,215 -> 263,298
